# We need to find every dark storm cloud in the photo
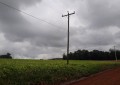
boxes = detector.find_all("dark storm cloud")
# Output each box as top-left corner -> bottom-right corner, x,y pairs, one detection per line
0,0 -> 41,41
70,28 -> 115,48
0,0 -> 120,59
82,0 -> 120,28
0,0 -> 66,47
70,0 -> 120,51
0,0 -> 41,8
0,0 -> 67,59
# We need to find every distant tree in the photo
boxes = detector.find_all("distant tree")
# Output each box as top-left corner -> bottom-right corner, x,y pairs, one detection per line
63,53 -> 67,60
0,53 -> 12,59
63,49 -> 120,60
109,49 -> 120,60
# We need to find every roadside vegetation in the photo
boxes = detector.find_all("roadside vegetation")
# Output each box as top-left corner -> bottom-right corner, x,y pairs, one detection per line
0,59 -> 120,85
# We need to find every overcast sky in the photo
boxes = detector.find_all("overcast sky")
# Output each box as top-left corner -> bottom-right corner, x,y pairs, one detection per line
0,0 -> 120,59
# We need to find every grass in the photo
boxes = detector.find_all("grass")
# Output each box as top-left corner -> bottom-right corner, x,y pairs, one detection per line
0,59 -> 120,85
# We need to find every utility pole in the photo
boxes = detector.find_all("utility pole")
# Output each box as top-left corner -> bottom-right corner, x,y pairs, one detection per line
62,11 -> 75,65
114,46 -> 117,61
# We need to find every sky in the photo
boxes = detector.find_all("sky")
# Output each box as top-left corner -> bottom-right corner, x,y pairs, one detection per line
0,0 -> 120,59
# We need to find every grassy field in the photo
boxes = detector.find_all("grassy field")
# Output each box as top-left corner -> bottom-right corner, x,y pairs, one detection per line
0,59 -> 120,85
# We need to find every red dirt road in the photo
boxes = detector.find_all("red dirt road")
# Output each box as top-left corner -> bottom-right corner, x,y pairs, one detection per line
69,67 -> 120,85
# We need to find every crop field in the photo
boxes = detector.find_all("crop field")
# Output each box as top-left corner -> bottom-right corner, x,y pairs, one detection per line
0,59 -> 120,85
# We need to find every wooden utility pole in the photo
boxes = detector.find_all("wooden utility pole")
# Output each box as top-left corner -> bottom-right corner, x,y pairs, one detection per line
62,11 -> 75,65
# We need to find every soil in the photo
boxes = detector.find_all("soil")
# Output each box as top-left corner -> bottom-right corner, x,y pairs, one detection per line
67,67 -> 120,85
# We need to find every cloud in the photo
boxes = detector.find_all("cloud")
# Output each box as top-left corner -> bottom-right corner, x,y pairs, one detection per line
0,0 -> 120,59
0,0 -> 67,59
82,0 -> 120,28
0,0 -> 41,41
0,0 -> 41,8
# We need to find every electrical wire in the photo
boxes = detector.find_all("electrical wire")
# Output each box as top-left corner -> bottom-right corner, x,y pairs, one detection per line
0,1 -> 62,29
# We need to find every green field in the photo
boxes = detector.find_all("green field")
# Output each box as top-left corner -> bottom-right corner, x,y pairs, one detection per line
0,59 -> 120,85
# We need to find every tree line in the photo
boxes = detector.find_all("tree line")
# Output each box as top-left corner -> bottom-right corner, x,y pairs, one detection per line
0,53 -> 12,59
63,49 -> 120,60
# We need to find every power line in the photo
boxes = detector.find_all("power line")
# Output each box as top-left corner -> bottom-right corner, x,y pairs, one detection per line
0,1 -> 61,28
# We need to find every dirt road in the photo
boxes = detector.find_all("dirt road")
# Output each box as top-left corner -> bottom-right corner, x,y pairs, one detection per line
69,67 -> 120,85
